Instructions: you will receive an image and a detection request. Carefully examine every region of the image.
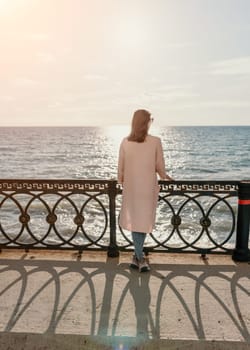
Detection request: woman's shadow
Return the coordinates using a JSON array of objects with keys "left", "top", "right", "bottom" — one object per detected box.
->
[{"left": 128, "top": 270, "right": 153, "bottom": 340}]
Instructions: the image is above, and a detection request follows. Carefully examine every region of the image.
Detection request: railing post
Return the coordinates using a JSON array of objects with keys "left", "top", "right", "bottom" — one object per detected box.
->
[
  {"left": 233, "top": 181, "right": 250, "bottom": 262},
  {"left": 107, "top": 180, "right": 119, "bottom": 257}
]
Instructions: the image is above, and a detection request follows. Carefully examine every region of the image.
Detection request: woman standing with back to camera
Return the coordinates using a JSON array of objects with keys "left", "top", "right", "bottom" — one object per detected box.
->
[{"left": 118, "top": 109, "right": 173, "bottom": 272}]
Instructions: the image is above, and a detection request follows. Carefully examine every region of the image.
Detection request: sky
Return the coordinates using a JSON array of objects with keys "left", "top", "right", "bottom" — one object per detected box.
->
[{"left": 0, "top": 0, "right": 250, "bottom": 126}]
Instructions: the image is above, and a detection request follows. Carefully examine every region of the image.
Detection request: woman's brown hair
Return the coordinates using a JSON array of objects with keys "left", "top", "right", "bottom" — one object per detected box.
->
[{"left": 127, "top": 109, "right": 151, "bottom": 143}]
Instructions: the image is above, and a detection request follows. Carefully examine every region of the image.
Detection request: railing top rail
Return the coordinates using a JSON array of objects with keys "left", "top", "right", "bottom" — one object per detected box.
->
[
  {"left": 0, "top": 179, "right": 111, "bottom": 193},
  {"left": 158, "top": 180, "right": 239, "bottom": 194},
  {"left": 0, "top": 178, "right": 240, "bottom": 194}
]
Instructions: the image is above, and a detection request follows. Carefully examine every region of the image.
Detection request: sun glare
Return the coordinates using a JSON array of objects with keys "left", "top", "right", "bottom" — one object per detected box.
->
[
  {"left": 0, "top": 0, "right": 18, "bottom": 12},
  {"left": 0, "top": 0, "right": 7, "bottom": 7},
  {"left": 104, "top": 125, "right": 130, "bottom": 148}
]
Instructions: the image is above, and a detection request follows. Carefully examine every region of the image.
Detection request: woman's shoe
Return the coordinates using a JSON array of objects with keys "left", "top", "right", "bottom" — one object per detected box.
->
[
  {"left": 130, "top": 255, "right": 139, "bottom": 269},
  {"left": 138, "top": 257, "right": 150, "bottom": 273}
]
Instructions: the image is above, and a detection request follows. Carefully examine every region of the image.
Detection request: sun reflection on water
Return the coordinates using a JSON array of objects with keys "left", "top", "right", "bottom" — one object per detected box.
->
[
  {"left": 103, "top": 124, "right": 162, "bottom": 149},
  {"left": 103, "top": 125, "right": 130, "bottom": 150}
]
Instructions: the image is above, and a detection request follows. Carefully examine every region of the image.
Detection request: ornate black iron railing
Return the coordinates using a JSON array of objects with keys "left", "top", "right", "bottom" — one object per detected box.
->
[{"left": 0, "top": 179, "right": 249, "bottom": 259}]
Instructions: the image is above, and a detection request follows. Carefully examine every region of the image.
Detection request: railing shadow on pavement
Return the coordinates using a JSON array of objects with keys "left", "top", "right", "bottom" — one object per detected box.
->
[{"left": 0, "top": 255, "right": 249, "bottom": 348}]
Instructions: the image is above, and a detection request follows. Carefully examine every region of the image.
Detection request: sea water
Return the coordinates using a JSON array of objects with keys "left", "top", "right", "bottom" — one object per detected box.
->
[
  {"left": 0, "top": 125, "right": 249, "bottom": 248},
  {"left": 0, "top": 125, "right": 249, "bottom": 180}
]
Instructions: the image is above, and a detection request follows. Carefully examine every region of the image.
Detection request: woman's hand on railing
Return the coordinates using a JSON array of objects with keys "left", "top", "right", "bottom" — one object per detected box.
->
[{"left": 163, "top": 175, "right": 174, "bottom": 181}]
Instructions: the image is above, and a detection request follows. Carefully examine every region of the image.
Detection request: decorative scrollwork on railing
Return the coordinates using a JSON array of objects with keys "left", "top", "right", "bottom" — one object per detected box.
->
[
  {"left": 0, "top": 179, "right": 110, "bottom": 193},
  {"left": 158, "top": 181, "right": 238, "bottom": 194},
  {"left": 118, "top": 181, "right": 239, "bottom": 254},
  {"left": 0, "top": 179, "right": 240, "bottom": 254},
  {"left": 0, "top": 180, "right": 110, "bottom": 250}
]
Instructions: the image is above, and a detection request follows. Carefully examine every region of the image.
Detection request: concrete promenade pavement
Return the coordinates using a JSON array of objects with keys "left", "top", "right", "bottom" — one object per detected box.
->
[{"left": 0, "top": 250, "right": 249, "bottom": 349}]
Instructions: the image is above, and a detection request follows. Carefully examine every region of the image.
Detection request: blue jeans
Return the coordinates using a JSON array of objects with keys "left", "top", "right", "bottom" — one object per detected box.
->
[{"left": 132, "top": 231, "right": 146, "bottom": 260}]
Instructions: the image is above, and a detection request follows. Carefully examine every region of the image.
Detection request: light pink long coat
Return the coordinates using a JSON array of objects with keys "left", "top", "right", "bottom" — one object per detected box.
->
[{"left": 118, "top": 135, "right": 166, "bottom": 234}]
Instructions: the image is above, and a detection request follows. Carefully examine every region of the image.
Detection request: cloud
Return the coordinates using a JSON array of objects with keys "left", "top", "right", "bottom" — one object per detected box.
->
[
  {"left": 165, "top": 42, "right": 195, "bottom": 49},
  {"left": 144, "top": 84, "right": 200, "bottom": 102},
  {"left": 12, "top": 78, "right": 42, "bottom": 88},
  {"left": 36, "top": 52, "right": 56, "bottom": 64},
  {"left": 168, "top": 100, "right": 250, "bottom": 110},
  {"left": 0, "top": 95, "right": 15, "bottom": 101},
  {"left": 48, "top": 101, "right": 63, "bottom": 109},
  {"left": 83, "top": 74, "right": 108, "bottom": 81},
  {"left": 211, "top": 57, "right": 250, "bottom": 75},
  {"left": 25, "top": 33, "right": 50, "bottom": 41}
]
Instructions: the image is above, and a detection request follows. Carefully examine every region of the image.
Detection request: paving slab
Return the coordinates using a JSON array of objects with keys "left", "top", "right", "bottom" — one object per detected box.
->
[{"left": 0, "top": 250, "right": 249, "bottom": 349}]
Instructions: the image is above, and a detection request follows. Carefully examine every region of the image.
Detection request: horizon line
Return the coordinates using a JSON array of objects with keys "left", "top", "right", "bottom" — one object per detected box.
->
[{"left": 0, "top": 124, "right": 249, "bottom": 128}]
